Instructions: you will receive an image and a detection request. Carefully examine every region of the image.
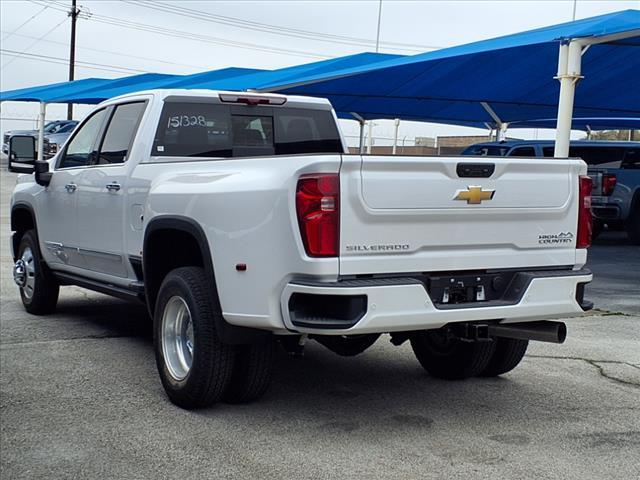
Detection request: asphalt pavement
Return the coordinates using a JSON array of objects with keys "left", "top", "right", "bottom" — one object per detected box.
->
[{"left": 1, "top": 169, "right": 639, "bottom": 480}]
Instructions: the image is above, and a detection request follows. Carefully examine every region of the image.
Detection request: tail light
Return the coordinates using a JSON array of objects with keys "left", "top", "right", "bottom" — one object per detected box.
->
[
  {"left": 296, "top": 174, "right": 340, "bottom": 257},
  {"left": 577, "top": 175, "right": 593, "bottom": 249},
  {"left": 602, "top": 173, "right": 617, "bottom": 196}
]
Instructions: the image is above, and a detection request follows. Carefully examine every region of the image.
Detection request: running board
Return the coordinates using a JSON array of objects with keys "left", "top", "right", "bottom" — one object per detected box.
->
[{"left": 53, "top": 272, "right": 145, "bottom": 303}]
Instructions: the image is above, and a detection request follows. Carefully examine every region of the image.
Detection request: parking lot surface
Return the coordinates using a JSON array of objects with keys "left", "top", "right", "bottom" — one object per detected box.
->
[{"left": 1, "top": 170, "right": 639, "bottom": 480}]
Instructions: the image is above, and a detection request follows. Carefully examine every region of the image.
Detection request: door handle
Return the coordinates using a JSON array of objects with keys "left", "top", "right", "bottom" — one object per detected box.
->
[
  {"left": 65, "top": 183, "right": 77, "bottom": 193},
  {"left": 106, "top": 182, "right": 121, "bottom": 192}
]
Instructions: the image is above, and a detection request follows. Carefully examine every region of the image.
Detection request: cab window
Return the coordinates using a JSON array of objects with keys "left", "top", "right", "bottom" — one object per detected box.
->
[
  {"left": 59, "top": 109, "right": 107, "bottom": 168},
  {"left": 96, "top": 102, "right": 146, "bottom": 165}
]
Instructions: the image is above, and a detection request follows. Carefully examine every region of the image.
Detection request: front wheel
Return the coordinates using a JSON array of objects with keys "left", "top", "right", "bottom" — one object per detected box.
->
[
  {"left": 14, "top": 230, "right": 59, "bottom": 314},
  {"left": 410, "top": 329, "right": 495, "bottom": 380},
  {"left": 154, "top": 267, "right": 235, "bottom": 409}
]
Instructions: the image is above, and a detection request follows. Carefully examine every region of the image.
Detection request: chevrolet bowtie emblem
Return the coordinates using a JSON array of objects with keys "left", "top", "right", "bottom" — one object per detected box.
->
[{"left": 454, "top": 186, "right": 495, "bottom": 204}]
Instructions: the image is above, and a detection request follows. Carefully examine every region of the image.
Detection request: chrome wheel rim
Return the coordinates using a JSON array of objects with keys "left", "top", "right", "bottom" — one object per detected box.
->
[
  {"left": 15, "top": 247, "right": 36, "bottom": 300},
  {"left": 161, "top": 296, "right": 194, "bottom": 381}
]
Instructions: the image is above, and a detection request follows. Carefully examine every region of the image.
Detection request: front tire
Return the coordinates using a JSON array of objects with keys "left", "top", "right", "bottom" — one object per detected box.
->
[
  {"left": 15, "top": 230, "right": 59, "bottom": 315},
  {"left": 154, "top": 267, "right": 235, "bottom": 409},
  {"left": 410, "top": 329, "right": 495, "bottom": 380},
  {"left": 479, "top": 338, "right": 529, "bottom": 377}
]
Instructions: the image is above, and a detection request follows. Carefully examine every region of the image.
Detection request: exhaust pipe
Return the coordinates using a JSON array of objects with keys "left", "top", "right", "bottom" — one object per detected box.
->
[{"left": 487, "top": 321, "right": 566, "bottom": 344}]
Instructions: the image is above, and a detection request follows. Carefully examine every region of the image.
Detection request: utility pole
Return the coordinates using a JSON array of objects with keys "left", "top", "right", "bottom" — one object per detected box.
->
[{"left": 67, "top": 0, "right": 79, "bottom": 120}]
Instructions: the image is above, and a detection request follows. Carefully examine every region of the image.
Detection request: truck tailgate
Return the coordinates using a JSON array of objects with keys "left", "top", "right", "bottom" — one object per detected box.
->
[{"left": 339, "top": 155, "right": 586, "bottom": 275}]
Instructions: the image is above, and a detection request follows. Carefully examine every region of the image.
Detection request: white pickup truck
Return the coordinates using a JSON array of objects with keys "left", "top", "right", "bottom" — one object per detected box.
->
[{"left": 10, "top": 90, "right": 593, "bottom": 409}]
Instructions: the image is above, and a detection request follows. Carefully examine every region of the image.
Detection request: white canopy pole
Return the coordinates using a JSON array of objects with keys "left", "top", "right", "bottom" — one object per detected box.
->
[
  {"left": 480, "top": 102, "right": 504, "bottom": 140},
  {"left": 553, "top": 41, "right": 582, "bottom": 157},
  {"left": 37, "top": 102, "right": 47, "bottom": 162},
  {"left": 366, "top": 121, "right": 373, "bottom": 153},
  {"left": 392, "top": 118, "right": 400, "bottom": 154},
  {"left": 351, "top": 112, "right": 366, "bottom": 154}
]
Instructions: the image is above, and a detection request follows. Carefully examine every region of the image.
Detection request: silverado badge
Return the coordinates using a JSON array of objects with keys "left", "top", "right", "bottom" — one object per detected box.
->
[{"left": 454, "top": 186, "right": 495, "bottom": 204}]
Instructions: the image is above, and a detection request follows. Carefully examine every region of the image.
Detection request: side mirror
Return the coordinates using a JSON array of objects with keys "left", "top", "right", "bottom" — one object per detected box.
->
[
  {"left": 8, "top": 135, "right": 36, "bottom": 174},
  {"left": 34, "top": 160, "right": 53, "bottom": 187}
]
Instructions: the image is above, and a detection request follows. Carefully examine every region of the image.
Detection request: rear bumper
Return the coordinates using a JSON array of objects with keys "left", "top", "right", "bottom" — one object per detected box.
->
[{"left": 281, "top": 269, "right": 592, "bottom": 335}]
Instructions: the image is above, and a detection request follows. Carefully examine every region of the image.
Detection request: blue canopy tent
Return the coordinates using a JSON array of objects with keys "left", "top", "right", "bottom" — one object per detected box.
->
[
  {"left": 170, "top": 52, "right": 402, "bottom": 91},
  {"left": 507, "top": 117, "right": 640, "bottom": 131},
  {"left": 0, "top": 77, "right": 112, "bottom": 102},
  {"left": 251, "top": 9, "right": 639, "bottom": 154},
  {"left": 1, "top": 10, "right": 638, "bottom": 159},
  {"left": 55, "top": 67, "right": 262, "bottom": 104},
  {"left": 45, "top": 52, "right": 401, "bottom": 102}
]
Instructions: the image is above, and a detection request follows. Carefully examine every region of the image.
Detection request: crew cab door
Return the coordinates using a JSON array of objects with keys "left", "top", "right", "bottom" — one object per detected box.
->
[
  {"left": 75, "top": 101, "right": 146, "bottom": 278},
  {"left": 37, "top": 108, "right": 109, "bottom": 269}
]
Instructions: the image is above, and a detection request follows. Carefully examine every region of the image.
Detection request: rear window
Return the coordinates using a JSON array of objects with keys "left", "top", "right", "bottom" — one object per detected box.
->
[
  {"left": 507, "top": 146, "right": 536, "bottom": 157},
  {"left": 461, "top": 144, "right": 511, "bottom": 156},
  {"left": 153, "top": 101, "right": 342, "bottom": 158},
  {"left": 544, "top": 145, "right": 626, "bottom": 167}
]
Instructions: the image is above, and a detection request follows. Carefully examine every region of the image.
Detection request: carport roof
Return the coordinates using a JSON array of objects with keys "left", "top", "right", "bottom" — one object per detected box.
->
[
  {"left": 258, "top": 9, "right": 640, "bottom": 125},
  {"left": 0, "top": 10, "right": 638, "bottom": 129}
]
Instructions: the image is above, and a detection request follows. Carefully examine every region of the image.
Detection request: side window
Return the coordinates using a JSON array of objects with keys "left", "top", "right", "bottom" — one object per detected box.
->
[
  {"left": 59, "top": 109, "right": 107, "bottom": 168},
  {"left": 97, "top": 102, "right": 146, "bottom": 165},
  {"left": 508, "top": 146, "right": 536, "bottom": 157},
  {"left": 542, "top": 147, "right": 555, "bottom": 157}
]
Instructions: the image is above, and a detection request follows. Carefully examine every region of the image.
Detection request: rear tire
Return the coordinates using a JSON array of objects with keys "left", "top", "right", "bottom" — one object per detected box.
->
[
  {"left": 154, "top": 267, "right": 234, "bottom": 409},
  {"left": 410, "top": 329, "right": 495, "bottom": 380},
  {"left": 627, "top": 202, "right": 640, "bottom": 245},
  {"left": 16, "top": 230, "right": 59, "bottom": 315},
  {"left": 224, "top": 339, "right": 276, "bottom": 404},
  {"left": 479, "top": 338, "right": 529, "bottom": 377}
]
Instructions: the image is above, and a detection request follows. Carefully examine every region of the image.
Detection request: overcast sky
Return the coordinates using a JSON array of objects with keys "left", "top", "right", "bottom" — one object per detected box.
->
[{"left": 1, "top": 0, "right": 638, "bottom": 145}]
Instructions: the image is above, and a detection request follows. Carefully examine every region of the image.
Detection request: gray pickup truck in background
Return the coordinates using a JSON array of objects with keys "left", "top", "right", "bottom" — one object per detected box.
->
[
  {"left": 589, "top": 147, "right": 640, "bottom": 244},
  {"left": 3, "top": 120, "right": 78, "bottom": 158},
  {"left": 462, "top": 140, "right": 640, "bottom": 244}
]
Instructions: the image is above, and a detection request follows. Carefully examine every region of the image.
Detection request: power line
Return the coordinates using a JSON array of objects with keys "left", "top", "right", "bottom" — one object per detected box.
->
[
  {"left": 0, "top": 49, "right": 151, "bottom": 75},
  {"left": 1, "top": 4, "right": 50, "bottom": 42},
  {"left": 88, "top": 14, "right": 328, "bottom": 59},
  {"left": 0, "top": 30, "right": 208, "bottom": 71},
  {"left": 2, "top": 16, "right": 68, "bottom": 68},
  {"left": 29, "top": 0, "right": 328, "bottom": 59},
  {"left": 127, "top": 0, "right": 441, "bottom": 52}
]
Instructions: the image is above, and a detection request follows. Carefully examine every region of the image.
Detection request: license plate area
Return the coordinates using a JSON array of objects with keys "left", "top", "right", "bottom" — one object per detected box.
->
[{"left": 427, "top": 271, "right": 518, "bottom": 307}]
